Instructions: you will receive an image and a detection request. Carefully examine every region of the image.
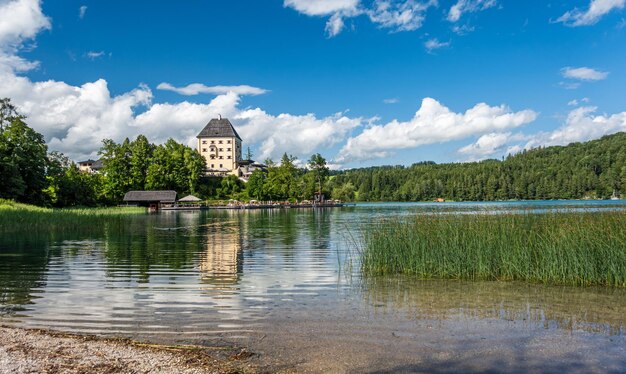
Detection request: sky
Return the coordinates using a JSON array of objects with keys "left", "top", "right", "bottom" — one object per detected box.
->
[{"left": 0, "top": 0, "right": 625, "bottom": 169}]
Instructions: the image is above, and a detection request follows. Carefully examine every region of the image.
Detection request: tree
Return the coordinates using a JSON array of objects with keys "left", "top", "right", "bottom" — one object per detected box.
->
[
  {"left": 332, "top": 181, "right": 356, "bottom": 201},
  {"left": 0, "top": 104, "right": 48, "bottom": 204},
  {"left": 266, "top": 153, "right": 299, "bottom": 200},
  {"left": 247, "top": 169, "right": 267, "bottom": 200},
  {"left": 0, "top": 98, "right": 22, "bottom": 131},
  {"left": 308, "top": 153, "right": 328, "bottom": 199},
  {"left": 43, "top": 152, "right": 104, "bottom": 207},
  {"left": 129, "top": 135, "right": 154, "bottom": 190},
  {"left": 145, "top": 138, "right": 205, "bottom": 195},
  {"left": 216, "top": 175, "right": 245, "bottom": 199},
  {"left": 99, "top": 138, "right": 133, "bottom": 202}
]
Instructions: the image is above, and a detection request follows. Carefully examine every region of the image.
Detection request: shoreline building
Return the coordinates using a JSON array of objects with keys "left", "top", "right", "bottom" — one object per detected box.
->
[
  {"left": 196, "top": 116, "right": 267, "bottom": 179},
  {"left": 196, "top": 116, "right": 243, "bottom": 177},
  {"left": 77, "top": 159, "right": 103, "bottom": 173}
]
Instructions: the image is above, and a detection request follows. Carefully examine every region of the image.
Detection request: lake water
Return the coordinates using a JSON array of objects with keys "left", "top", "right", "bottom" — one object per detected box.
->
[{"left": 1, "top": 201, "right": 626, "bottom": 372}]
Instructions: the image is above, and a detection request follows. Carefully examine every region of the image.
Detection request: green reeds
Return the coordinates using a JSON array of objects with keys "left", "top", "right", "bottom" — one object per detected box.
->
[
  {"left": 0, "top": 199, "right": 145, "bottom": 232},
  {"left": 360, "top": 211, "right": 626, "bottom": 287}
]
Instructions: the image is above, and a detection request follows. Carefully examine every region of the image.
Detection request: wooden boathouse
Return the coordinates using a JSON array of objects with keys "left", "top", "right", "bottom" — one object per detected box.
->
[{"left": 123, "top": 190, "right": 177, "bottom": 211}]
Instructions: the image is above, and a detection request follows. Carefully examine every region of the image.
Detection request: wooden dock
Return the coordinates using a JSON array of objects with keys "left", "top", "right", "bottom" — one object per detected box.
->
[{"left": 161, "top": 202, "right": 354, "bottom": 211}]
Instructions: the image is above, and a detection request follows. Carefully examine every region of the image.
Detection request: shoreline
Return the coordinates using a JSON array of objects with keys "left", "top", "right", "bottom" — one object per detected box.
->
[{"left": 0, "top": 326, "right": 265, "bottom": 374}]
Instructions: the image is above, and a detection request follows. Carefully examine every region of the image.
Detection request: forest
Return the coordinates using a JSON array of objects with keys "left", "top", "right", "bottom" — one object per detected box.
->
[
  {"left": 1, "top": 97, "right": 625, "bottom": 207},
  {"left": 330, "top": 132, "right": 626, "bottom": 201}
]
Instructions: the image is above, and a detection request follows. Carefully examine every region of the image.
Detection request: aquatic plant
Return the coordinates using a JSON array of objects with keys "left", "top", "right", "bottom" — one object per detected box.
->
[
  {"left": 360, "top": 211, "right": 626, "bottom": 287},
  {"left": 0, "top": 199, "right": 145, "bottom": 232}
]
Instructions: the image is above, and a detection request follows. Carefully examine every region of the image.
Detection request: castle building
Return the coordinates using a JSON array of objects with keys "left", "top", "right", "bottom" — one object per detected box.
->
[{"left": 197, "top": 116, "right": 243, "bottom": 176}]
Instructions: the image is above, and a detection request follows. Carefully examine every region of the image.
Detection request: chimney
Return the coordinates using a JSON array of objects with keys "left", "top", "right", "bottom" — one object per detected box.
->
[{"left": 218, "top": 114, "right": 222, "bottom": 120}]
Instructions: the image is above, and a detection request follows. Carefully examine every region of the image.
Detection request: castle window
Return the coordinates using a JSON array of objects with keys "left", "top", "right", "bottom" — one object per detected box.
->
[
  {"left": 219, "top": 156, "right": 223, "bottom": 159},
  {"left": 227, "top": 140, "right": 231, "bottom": 144},
  {"left": 211, "top": 164, "right": 214, "bottom": 168},
  {"left": 211, "top": 140, "right": 215, "bottom": 144},
  {"left": 227, "top": 156, "right": 231, "bottom": 159},
  {"left": 202, "top": 148, "right": 207, "bottom": 152},
  {"left": 202, "top": 140, "right": 206, "bottom": 144},
  {"left": 219, "top": 164, "right": 223, "bottom": 168},
  {"left": 219, "top": 148, "right": 223, "bottom": 151},
  {"left": 227, "top": 148, "right": 231, "bottom": 151},
  {"left": 218, "top": 140, "right": 223, "bottom": 144},
  {"left": 210, "top": 155, "right": 215, "bottom": 159}
]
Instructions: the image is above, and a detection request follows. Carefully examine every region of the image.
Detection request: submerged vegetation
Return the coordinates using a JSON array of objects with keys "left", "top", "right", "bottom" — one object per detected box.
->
[
  {"left": 360, "top": 211, "right": 626, "bottom": 287},
  {"left": 0, "top": 199, "right": 144, "bottom": 232}
]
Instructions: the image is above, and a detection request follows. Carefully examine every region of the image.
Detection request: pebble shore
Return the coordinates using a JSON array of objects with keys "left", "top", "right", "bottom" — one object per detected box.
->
[{"left": 0, "top": 326, "right": 258, "bottom": 374}]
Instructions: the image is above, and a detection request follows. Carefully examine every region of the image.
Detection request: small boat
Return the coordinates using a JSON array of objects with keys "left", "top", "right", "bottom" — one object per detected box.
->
[{"left": 610, "top": 190, "right": 620, "bottom": 200}]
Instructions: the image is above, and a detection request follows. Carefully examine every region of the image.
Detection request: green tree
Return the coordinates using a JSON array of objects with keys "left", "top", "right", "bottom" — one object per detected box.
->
[
  {"left": 0, "top": 103, "right": 48, "bottom": 204},
  {"left": 146, "top": 138, "right": 205, "bottom": 195},
  {"left": 129, "top": 135, "right": 154, "bottom": 190},
  {"left": 247, "top": 169, "right": 267, "bottom": 200},
  {"left": 308, "top": 153, "right": 329, "bottom": 199},
  {"left": 266, "top": 153, "right": 299, "bottom": 200}
]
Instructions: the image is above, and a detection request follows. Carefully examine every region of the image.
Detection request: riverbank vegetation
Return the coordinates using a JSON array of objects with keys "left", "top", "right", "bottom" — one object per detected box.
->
[
  {"left": 0, "top": 199, "right": 144, "bottom": 232},
  {"left": 360, "top": 211, "right": 626, "bottom": 287}
]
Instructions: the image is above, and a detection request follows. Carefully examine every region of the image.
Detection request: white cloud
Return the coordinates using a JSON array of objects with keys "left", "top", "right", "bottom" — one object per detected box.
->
[
  {"left": 458, "top": 132, "right": 512, "bottom": 160},
  {"left": 157, "top": 82, "right": 268, "bottom": 96},
  {"left": 383, "top": 98, "right": 399, "bottom": 104},
  {"left": 337, "top": 98, "right": 538, "bottom": 162},
  {"left": 447, "top": 0, "right": 497, "bottom": 22},
  {"left": 424, "top": 38, "right": 450, "bottom": 53},
  {"left": 85, "top": 50, "right": 105, "bottom": 60},
  {"left": 366, "top": 0, "right": 437, "bottom": 32},
  {"left": 284, "top": 0, "right": 359, "bottom": 16},
  {"left": 284, "top": 0, "right": 439, "bottom": 36},
  {"left": 284, "top": 0, "right": 360, "bottom": 36},
  {"left": 561, "top": 66, "right": 609, "bottom": 81},
  {"left": 134, "top": 92, "right": 363, "bottom": 162},
  {"left": 0, "top": 0, "right": 50, "bottom": 72},
  {"left": 556, "top": 0, "right": 625, "bottom": 26},
  {"left": 235, "top": 109, "right": 362, "bottom": 161},
  {"left": 524, "top": 106, "right": 626, "bottom": 148},
  {"left": 451, "top": 24, "right": 475, "bottom": 34},
  {"left": 567, "top": 97, "right": 590, "bottom": 106},
  {"left": 79, "top": 5, "right": 87, "bottom": 19},
  {"left": 457, "top": 105, "right": 626, "bottom": 161},
  {"left": 325, "top": 13, "right": 346, "bottom": 37},
  {"left": 3, "top": 65, "right": 360, "bottom": 162}
]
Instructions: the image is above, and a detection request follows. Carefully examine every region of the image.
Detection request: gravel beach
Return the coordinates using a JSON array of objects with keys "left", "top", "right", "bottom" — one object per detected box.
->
[{"left": 0, "top": 326, "right": 259, "bottom": 374}]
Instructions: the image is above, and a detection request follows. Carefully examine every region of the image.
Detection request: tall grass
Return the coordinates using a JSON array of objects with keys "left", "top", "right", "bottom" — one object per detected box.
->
[
  {"left": 360, "top": 211, "right": 626, "bottom": 287},
  {"left": 0, "top": 199, "right": 145, "bottom": 232}
]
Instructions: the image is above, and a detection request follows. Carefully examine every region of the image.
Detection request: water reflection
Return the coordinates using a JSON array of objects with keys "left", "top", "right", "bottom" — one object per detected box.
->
[
  {"left": 0, "top": 234, "right": 50, "bottom": 315},
  {"left": 199, "top": 219, "right": 243, "bottom": 285},
  {"left": 363, "top": 277, "right": 626, "bottom": 336}
]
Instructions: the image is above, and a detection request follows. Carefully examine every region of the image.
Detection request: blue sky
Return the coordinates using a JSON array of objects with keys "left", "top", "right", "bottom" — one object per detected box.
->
[{"left": 1, "top": 0, "right": 625, "bottom": 168}]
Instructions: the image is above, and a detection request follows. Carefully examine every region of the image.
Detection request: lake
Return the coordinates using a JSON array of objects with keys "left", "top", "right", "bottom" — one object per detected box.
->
[{"left": 1, "top": 201, "right": 626, "bottom": 372}]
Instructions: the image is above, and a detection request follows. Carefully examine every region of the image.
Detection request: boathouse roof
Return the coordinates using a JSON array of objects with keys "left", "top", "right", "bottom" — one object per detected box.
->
[
  {"left": 178, "top": 195, "right": 202, "bottom": 202},
  {"left": 123, "top": 190, "right": 177, "bottom": 203},
  {"left": 196, "top": 117, "right": 242, "bottom": 140}
]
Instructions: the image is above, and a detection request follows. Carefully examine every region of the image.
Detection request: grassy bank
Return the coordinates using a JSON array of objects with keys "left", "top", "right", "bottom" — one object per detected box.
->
[
  {"left": 0, "top": 199, "right": 145, "bottom": 232},
  {"left": 360, "top": 211, "right": 626, "bottom": 287}
]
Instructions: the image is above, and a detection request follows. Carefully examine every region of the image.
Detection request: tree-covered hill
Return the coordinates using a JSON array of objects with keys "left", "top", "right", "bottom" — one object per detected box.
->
[{"left": 329, "top": 133, "right": 626, "bottom": 201}]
